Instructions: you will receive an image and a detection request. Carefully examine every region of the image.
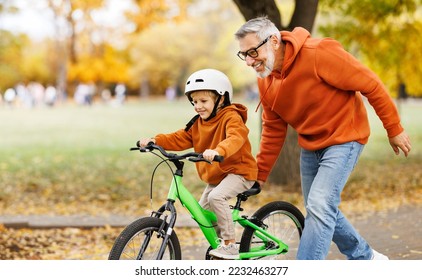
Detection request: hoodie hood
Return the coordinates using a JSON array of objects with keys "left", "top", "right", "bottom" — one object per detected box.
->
[
  {"left": 280, "top": 27, "right": 311, "bottom": 76},
  {"left": 184, "top": 103, "right": 248, "bottom": 132},
  {"left": 227, "top": 103, "right": 248, "bottom": 123},
  {"left": 254, "top": 27, "right": 311, "bottom": 112},
  {"left": 203, "top": 103, "right": 248, "bottom": 124}
]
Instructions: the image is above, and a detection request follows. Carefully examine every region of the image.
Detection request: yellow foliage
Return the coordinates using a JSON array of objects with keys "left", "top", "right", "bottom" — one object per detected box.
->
[
  {"left": 128, "top": 5, "right": 246, "bottom": 95},
  {"left": 67, "top": 45, "right": 129, "bottom": 84},
  {"left": 318, "top": 0, "right": 422, "bottom": 97},
  {"left": 128, "top": 0, "right": 191, "bottom": 33}
]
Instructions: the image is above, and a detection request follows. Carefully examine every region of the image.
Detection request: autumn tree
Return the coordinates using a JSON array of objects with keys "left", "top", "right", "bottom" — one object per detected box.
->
[
  {"left": 319, "top": 0, "right": 422, "bottom": 98},
  {"left": 127, "top": 0, "right": 191, "bottom": 33},
  {"left": 0, "top": 31, "right": 27, "bottom": 91},
  {"left": 0, "top": 3, "right": 28, "bottom": 90},
  {"left": 233, "top": 0, "right": 318, "bottom": 31},
  {"left": 232, "top": 0, "right": 319, "bottom": 189},
  {"left": 125, "top": 0, "right": 195, "bottom": 96},
  {"left": 45, "top": 0, "right": 133, "bottom": 96}
]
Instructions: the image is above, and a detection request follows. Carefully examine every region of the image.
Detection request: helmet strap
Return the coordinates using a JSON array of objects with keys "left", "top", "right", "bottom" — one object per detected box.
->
[
  {"left": 204, "top": 94, "right": 222, "bottom": 121},
  {"left": 184, "top": 114, "right": 200, "bottom": 131}
]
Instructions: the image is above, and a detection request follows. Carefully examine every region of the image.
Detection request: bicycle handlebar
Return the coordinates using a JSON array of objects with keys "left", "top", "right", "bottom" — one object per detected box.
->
[{"left": 131, "top": 141, "right": 224, "bottom": 163}]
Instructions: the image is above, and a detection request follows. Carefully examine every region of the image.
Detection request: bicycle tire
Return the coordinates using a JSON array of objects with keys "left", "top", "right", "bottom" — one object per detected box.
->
[
  {"left": 239, "top": 201, "right": 304, "bottom": 260},
  {"left": 108, "top": 217, "right": 182, "bottom": 260}
]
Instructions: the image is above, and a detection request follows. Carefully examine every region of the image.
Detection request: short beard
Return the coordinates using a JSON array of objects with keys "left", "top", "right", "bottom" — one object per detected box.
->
[{"left": 256, "top": 46, "right": 275, "bottom": 78}]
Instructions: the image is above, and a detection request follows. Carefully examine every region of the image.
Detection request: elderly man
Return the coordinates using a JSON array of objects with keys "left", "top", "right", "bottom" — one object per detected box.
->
[{"left": 234, "top": 16, "right": 411, "bottom": 260}]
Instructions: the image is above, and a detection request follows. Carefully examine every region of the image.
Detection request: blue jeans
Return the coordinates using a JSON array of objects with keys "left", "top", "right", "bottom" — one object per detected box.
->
[{"left": 297, "top": 141, "right": 372, "bottom": 260}]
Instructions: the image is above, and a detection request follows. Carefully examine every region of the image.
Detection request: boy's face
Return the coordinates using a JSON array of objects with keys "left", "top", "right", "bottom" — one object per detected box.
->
[{"left": 190, "top": 91, "right": 217, "bottom": 120}]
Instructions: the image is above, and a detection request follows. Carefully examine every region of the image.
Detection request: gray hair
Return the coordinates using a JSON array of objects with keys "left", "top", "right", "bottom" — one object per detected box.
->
[{"left": 234, "top": 16, "right": 281, "bottom": 41}]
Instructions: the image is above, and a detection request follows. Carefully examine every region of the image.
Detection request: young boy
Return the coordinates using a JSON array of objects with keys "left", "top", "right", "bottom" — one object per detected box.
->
[{"left": 138, "top": 68, "right": 258, "bottom": 259}]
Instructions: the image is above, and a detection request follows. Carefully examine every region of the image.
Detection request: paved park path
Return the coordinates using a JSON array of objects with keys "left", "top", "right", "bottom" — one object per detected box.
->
[
  {"left": 180, "top": 204, "right": 422, "bottom": 260},
  {"left": 326, "top": 205, "right": 421, "bottom": 260},
  {"left": 1, "top": 204, "right": 421, "bottom": 260}
]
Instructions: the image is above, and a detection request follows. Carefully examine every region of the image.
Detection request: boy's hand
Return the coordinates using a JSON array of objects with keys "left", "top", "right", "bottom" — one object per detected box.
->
[
  {"left": 138, "top": 138, "right": 155, "bottom": 147},
  {"left": 202, "top": 149, "right": 219, "bottom": 161}
]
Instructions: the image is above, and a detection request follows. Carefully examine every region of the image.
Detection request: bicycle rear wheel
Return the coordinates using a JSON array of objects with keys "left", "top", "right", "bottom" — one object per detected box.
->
[
  {"left": 239, "top": 201, "right": 304, "bottom": 260},
  {"left": 108, "top": 217, "right": 181, "bottom": 260}
]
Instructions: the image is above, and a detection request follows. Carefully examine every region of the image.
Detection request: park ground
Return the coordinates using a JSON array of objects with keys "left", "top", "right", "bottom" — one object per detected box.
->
[{"left": 0, "top": 98, "right": 421, "bottom": 260}]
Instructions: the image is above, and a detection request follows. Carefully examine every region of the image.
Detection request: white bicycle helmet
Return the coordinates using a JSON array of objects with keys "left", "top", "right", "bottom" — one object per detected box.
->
[{"left": 184, "top": 68, "right": 233, "bottom": 104}]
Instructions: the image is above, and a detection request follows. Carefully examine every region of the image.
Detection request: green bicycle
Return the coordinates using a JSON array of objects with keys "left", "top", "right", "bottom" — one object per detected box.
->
[{"left": 108, "top": 142, "right": 304, "bottom": 260}]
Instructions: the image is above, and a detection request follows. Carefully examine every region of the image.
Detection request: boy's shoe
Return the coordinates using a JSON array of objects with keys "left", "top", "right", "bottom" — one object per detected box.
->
[
  {"left": 209, "top": 243, "right": 239, "bottom": 260},
  {"left": 371, "top": 249, "right": 389, "bottom": 260}
]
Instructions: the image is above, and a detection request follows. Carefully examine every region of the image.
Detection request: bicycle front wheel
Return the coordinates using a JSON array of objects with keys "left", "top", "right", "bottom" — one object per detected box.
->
[
  {"left": 239, "top": 201, "right": 304, "bottom": 260},
  {"left": 108, "top": 217, "right": 182, "bottom": 260}
]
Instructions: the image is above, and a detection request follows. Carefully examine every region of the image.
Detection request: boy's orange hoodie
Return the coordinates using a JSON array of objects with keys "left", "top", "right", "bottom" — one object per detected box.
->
[
  {"left": 154, "top": 103, "right": 258, "bottom": 185},
  {"left": 256, "top": 27, "right": 403, "bottom": 182}
]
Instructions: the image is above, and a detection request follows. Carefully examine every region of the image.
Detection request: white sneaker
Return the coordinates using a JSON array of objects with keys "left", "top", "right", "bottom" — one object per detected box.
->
[
  {"left": 371, "top": 249, "right": 389, "bottom": 260},
  {"left": 209, "top": 243, "right": 239, "bottom": 260}
]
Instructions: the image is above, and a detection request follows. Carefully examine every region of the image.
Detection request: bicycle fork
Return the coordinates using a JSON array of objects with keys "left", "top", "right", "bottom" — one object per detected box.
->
[{"left": 151, "top": 200, "right": 177, "bottom": 260}]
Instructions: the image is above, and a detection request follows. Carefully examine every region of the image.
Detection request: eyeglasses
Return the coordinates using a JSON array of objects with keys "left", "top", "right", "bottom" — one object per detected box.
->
[{"left": 237, "top": 35, "right": 272, "bottom": 61}]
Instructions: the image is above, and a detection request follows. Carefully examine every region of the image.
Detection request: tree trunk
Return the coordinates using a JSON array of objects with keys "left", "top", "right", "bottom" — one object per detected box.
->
[
  {"left": 267, "top": 127, "right": 301, "bottom": 189},
  {"left": 233, "top": 0, "right": 318, "bottom": 190}
]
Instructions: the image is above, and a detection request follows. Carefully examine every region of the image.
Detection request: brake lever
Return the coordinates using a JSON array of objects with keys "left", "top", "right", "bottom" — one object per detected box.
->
[{"left": 188, "top": 157, "right": 211, "bottom": 164}]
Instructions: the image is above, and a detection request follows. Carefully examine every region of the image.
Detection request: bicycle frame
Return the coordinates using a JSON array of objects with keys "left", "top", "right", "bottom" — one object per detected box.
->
[
  {"left": 131, "top": 143, "right": 291, "bottom": 260},
  {"left": 159, "top": 173, "right": 290, "bottom": 260}
]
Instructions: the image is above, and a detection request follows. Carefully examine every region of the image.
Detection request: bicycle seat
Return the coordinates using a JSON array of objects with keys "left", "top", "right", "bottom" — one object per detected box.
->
[{"left": 238, "top": 182, "right": 261, "bottom": 199}]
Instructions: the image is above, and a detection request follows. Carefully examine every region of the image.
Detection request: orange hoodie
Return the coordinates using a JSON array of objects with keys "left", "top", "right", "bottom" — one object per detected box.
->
[
  {"left": 154, "top": 103, "right": 258, "bottom": 185},
  {"left": 256, "top": 27, "right": 403, "bottom": 182}
]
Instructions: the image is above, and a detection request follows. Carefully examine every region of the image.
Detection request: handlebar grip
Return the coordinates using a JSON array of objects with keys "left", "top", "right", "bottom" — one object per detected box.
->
[{"left": 214, "top": 155, "right": 224, "bottom": 162}]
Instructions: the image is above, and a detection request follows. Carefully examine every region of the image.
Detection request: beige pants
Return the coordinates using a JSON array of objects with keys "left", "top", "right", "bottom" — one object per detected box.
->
[{"left": 199, "top": 174, "right": 255, "bottom": 240}]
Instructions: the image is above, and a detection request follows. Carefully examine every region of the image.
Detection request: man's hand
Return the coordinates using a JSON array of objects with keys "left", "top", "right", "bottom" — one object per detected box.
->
[
  {"left": 257, "top": 180, "right": 265, "bottom": 188},
  {"left": 389, "top": 131, "right": 411, "bottom": 157}
]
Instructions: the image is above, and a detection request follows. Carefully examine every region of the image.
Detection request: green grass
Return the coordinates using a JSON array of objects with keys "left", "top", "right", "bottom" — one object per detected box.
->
[{"left": 0, "top": 98, "right": 421, "bottom": 216}]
